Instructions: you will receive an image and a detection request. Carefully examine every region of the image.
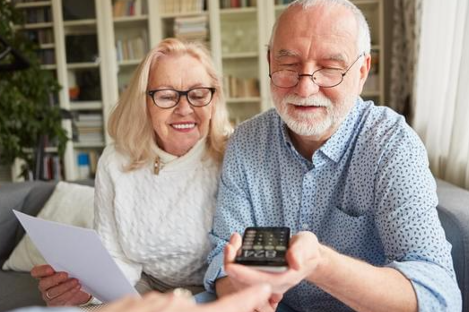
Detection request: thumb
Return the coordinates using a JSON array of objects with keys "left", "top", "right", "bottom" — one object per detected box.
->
[{"left": 200, "top": 284, "right": 272, "bottom": 312}]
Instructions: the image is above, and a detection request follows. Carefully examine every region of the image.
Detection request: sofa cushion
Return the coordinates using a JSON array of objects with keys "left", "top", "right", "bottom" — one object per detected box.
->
[
  {"left": 0, "top": 270, "right": 45, "bottom": 310},
  {"left": 3, "top": 181, "right": 94, "bottom": 272},
  {"left": 0, "top": 181, "right": 56, "bottom": 268},
  {"left": 436, "top": 179, "right": 469, "bottom": 311}
]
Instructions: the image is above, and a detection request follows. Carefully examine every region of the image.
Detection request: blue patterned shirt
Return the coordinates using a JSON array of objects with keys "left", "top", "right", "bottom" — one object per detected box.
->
[{"left": 204, "top": 99, "right": 461, "bottom": 312}]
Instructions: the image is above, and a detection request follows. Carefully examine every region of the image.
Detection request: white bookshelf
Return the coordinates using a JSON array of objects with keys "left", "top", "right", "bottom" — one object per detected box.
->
[{"left": 10, "top": 0, "right": 385, "bottom": 181}]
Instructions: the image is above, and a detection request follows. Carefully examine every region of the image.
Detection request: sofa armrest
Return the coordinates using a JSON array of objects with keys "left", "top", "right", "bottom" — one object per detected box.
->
[
  {"left": 436, "top": 179, "right": 469, "bottom": 312},
  {"left": 0, "top": 181, "right": 56, "bottom": 267}
]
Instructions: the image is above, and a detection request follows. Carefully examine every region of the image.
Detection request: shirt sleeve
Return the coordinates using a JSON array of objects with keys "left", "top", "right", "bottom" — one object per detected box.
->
[
  {"left": 94, "top": 151, "right": 143, "bottom": 287},
  {"left": 373, "top": 123, "right": 462, "bottom": 312},
  {"left": 204, "top": 131, "right": 256, "bottom": 293}
]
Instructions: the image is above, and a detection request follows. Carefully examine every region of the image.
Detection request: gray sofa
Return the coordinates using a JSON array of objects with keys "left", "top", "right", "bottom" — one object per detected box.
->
[{"left": 0, "top": 179, "right": 468, "bottom": 312}]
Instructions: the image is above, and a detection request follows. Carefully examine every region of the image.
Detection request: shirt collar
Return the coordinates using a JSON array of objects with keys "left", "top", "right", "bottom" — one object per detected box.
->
[{"left": 318, "top": 97, "right": 364, "bottom": 163}]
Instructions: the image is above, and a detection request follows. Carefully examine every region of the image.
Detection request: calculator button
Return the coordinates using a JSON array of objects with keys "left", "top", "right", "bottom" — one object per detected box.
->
[
  {"left": 264, "top": 245, "right": 274, "bottom": 250},
  {"left": 275, "top": 246, "right": 286, "bottom": 251},
  {"left": 253, "top": 245, "right": 263, "bottom": 250}
]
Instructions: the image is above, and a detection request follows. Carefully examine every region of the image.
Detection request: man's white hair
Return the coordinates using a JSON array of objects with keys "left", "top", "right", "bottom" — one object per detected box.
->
[{"left": 268, "top": 0, "right": 371, "bottom": 55}]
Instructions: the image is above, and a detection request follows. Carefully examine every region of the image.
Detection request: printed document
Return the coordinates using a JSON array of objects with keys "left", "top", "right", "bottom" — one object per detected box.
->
[{"left": 13, "top": 210, "right": 140, "bottom": 303}]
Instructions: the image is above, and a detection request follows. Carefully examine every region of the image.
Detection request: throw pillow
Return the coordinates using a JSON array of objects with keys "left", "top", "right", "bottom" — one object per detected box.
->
[{"left": 2, "top": 181, "right": 94, "bottom": 272}]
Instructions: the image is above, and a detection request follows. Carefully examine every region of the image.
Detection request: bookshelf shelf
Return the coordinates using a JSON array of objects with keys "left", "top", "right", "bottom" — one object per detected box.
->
[
  {"left": 159, "top": 11, "right": 208, "bottom": 19},
  {"left": 74, "top": 142, "right": 105, "bottom": 148},
  {"left": 70, "top": 101, "right": 103, "bottom": 110},
  {"left": 114, "top": 15, "right": 148, "bottom": 24},
  {"left": 118, "top": 59, "right": 141, "bottom": 66},
  {"left": 39, "top": 43, "right": 55, "bottom": 49},
  {"left": 40, "top": 64, "right": 57, "bottom": 70},
  {"left": 23, "top": 146, "right": 58, "bottom": 153},
  {"left": 17, "top": 22, "right": 53, "bottom": 30},
  {"left": 223, "top": 52, "right": 259, "bottom": 59},
  {"left": 15, "top": 1, "right": 52, "bottom": 9},
  {"left": 67, "top": 62, "right": 100, "bottom": 69},
  {"left": 353, "top": 0, "right": 379, "bottom": 6},
  {"left": 63, "top": 19, "right": 97, "bottom": 27},
  {"left": 220, "top": 7, "right": 257, "bottom": 15},
  {"left": 227, "top": 97, "right": 261, "bottom": 103}
]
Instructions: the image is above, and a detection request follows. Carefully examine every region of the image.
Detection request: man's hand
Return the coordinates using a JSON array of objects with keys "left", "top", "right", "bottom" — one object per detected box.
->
[
  {"left": 223, "top": 231, "right": 325, "bottom": 309},
  {"left": 99, "top": 284, "right": 272, "bottom": 312},
  {"left": 31, "top": 264, "right": 91, "bottom": 306}
]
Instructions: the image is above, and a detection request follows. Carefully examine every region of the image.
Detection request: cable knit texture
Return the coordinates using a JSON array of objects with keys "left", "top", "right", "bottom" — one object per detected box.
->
[{"left": 94, "top": 139, "right": 219, "bottom": 288}]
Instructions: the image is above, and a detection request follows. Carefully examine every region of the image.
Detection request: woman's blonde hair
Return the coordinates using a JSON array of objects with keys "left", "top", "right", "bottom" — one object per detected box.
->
[{"left": 108, "top": 38, "right": 232, "bottom": 171}]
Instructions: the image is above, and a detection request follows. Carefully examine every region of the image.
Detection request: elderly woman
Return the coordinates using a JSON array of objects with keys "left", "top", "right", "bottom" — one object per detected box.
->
[{"left": 30, "top": 38, "right": 232, "bottom": 306}]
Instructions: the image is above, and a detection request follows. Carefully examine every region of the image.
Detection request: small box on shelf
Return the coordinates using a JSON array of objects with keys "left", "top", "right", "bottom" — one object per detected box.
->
[
  {"left": 76, "top": 150, "right": 100, "bottom": 179},
  {"left": 67, "top": 69, "right": 102, "bottom": 102}
]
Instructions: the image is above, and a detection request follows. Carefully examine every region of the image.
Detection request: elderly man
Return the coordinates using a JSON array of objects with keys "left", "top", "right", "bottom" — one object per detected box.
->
[{"left": 204, "top": 0, "right": 462, "bottom": 312}]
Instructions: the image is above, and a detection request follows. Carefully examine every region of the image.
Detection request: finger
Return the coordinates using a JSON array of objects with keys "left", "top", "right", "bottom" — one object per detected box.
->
[
  {"left": 47, "top": 284, "right": 81, "bottom": 306},
  {"left": 98, "top": 296, "right": 139, "bottom": 312},
  {"left": 38, "top": 272, "right": 70, "bottom": 292},
  {"left": 286, "top": 235, "right": 302, "bottom": 270},
  {"left": 31, "top": 265, "right": 55, "bottom": 278},
  {"left": 269, "top": 293, "right": 283, "bottom": 305},
  {"left": 41, "top": 277, "right": 79, "bottom": 300},
  {"left": 286, "top": 232, "right": 318, "bottom": 270},
  {"left": 224, "top": 233, "right": 242, "bottom": 266},
  {"left": 229, "top": 232, "right": 243, "bottom": 248},
  {"left": 138, "top": 292, "right": 193, "bottom": 312},
  {"left": 63, "top": 288, "right": 93, "bottom": 306},
  {"left": 225, "top": 262, "right": 286, "bottom": 283},
  {"left": 200, "top": 284, "right": 272, "bottom": 312}
]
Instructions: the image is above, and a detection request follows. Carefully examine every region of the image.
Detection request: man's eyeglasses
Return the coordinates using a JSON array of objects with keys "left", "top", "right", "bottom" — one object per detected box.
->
[
  {"left": 147, "top": 87, "right": 216, "bottom": 109},
  {"left": 269, "top": 53, "right": 365, "bottom": 89}
]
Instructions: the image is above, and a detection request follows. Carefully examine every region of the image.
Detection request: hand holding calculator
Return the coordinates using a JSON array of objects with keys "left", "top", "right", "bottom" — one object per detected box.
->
[{"left": 234, "top": 227, "right": 291, "bottom": 273}]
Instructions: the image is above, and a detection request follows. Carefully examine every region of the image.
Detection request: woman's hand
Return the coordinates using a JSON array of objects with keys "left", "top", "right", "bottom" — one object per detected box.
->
[
  {"left": 99, "top": 284, "right": 272, "bottom": 312},
  {"left": 30, "top": 264, "right": 91, "bottom": 306}
]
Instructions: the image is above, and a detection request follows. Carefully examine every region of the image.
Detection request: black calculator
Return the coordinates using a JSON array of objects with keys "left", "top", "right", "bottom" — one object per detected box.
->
[{"left": 235, "top": 227, "right": 290, "bottom": 272}]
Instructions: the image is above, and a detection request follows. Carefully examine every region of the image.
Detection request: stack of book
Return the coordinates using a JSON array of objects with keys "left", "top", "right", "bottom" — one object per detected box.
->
[
  {"left": 220, "top": 0, "right": 257, "bottom": 9},
  {"left": 223, "top": 76, "right": 260, "bottom": 98},
  {"left": 116, "top": 33, "right": 148, "bottom": 61},
  {"left": 23, "top": 6, "right": 52, "bottom": 24},
  {"left": 42, "top": 155, "right": 62, "bottom": 181},
  {"left": 160, "top": 0, "right": 205, "bottom": 14},
  {"left": 113, "top": 0, "right": 144, "bottom": 17},
  {"left": 25, "top": 29, "right": 54, "bottom": 45},
  {"left": 75, "top": 113, "right": 104, "bottom": 144},
  {"left": 38, "top": 49, "right": 55, "bottom": 64},
  {"left": 274, "top": 0, "right": 293, "bottom": 5},
  {"left": 173, "top": 15, "right": 208, "bottom": 43}
]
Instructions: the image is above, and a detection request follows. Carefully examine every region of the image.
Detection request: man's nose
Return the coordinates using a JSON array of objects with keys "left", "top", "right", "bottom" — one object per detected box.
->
[{"left": 294, "top": 74, "right": 320, "bottom": 98}]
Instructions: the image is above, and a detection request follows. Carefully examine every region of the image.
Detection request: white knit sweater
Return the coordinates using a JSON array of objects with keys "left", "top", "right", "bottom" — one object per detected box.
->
[{"left": 94, "top": 139, "right": 220, "bottom": 288}]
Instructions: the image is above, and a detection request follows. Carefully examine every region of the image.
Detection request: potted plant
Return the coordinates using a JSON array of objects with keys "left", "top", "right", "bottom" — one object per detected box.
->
[{"left": 0, "top": 0, "right": 68, "bottom": 180}]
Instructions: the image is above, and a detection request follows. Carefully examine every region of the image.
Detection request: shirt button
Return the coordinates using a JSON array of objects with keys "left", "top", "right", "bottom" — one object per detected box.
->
[{"left": 301, "top": 223, "right": 309, "bottom": 230}]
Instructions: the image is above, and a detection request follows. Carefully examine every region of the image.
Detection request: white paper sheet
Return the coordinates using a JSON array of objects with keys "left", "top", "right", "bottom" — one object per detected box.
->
[{"left": 13, "top": 210, "right": 140, "bottom": 303}]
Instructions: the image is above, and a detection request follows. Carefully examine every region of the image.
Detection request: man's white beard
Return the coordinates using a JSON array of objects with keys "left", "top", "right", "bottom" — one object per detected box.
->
[{"left": 273, "top": 92, "right": 350, "bottom": 137}]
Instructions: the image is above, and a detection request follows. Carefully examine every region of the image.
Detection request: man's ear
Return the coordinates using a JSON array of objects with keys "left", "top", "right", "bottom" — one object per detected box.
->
[{"left": 358, "top": 53, "right": 371, "bottom": 93}]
